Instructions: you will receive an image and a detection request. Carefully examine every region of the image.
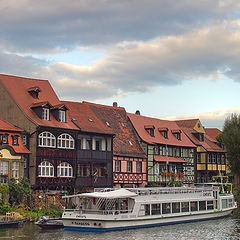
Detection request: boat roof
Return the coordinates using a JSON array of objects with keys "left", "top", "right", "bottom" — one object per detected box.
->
[{"left": 63, "top": 188, "right": 138, "bottom": 199}]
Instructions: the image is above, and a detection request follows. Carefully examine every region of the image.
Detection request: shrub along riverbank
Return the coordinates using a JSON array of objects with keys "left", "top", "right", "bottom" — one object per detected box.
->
[{"left": 0, "top": 177, "right": 63, "bottom": 220}]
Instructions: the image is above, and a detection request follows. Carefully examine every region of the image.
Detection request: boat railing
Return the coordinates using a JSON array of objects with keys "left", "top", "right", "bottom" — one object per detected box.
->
[{"left": 63, "top": 208, "right": 132, "bottom": 215}]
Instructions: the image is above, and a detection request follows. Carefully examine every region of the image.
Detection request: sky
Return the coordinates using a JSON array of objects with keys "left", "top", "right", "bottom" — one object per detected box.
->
[{"left": 1, "top": 0, "right": 240, "bottom": 130}]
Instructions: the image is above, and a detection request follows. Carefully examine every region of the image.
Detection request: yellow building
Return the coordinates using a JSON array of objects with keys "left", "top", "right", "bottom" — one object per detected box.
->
[
  {"left": 0, "top": 118, "right": 30, "bottom": 183},
  {"left": 176, "top": 119, "right": 226, "bottom": 183}
]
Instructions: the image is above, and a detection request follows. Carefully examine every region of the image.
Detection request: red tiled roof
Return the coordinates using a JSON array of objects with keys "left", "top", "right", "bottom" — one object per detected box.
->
[
  {"left": 80, "top": 102, "right": 146, "bottom": 158},
  {"left": 154, "top": 156, "right": 187, "bottom": 163},
  {"left": 127, "top": 113, "right": 196, "bottom": 147},
  {"left": 0, "top": 118, "right": 23, "bottom": 132},
  {"left": 0, "top": 74, "right": 78, "bottom": 130},
  {"left": 0, "top": 118, "right": 30, "bottom": 154},
  {"left": 176, "top": 121, "right": 225, "bottom": 153},
  {"left": 205, "top": 128, "right": 222, "bottom": 141},
  {"left": 175, "top": 119, "right": 199, "bottom": 128},
  {"left": 62, "top": 101, "right": 114, "bottom": 135}
]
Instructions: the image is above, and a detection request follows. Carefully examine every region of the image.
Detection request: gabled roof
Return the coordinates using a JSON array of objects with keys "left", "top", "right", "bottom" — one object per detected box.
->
[
  {"left": 0, "top": 118, "right": 30, "bottom": 154},
  {"left": 0, "top": 118, "right": 23, "bottom": 132},
  {"left": 175, "top": 119, "right": 199, "bottom": 128},
  {"left": 176, "top": 120, "right": 225, "bottom": 153},
  {"left": 81, "top": 102, "right": 146, "bottom": 158},
  {"left": 62, "top": 101, "right": 114, "bottom": 135},
  {"left": 127, "top": 113, "right": 196, "bottom": 147},
  {"left": 0, "top": 74, "right": 78, "bottom": 130}
]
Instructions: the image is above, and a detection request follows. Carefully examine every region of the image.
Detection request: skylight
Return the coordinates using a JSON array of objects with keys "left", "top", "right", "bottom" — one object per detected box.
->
[
  {"left": 106, "top": 121, "right": 110, "bottom": 127},
  {"left": 121, "top": 122, "right": 125, "bottom": 128},
  {"left": 88, "top": 118, "right": 93, "bottom": 122},
  {"left": 129, "top": 140, "right": 133, "bottom": 146}
]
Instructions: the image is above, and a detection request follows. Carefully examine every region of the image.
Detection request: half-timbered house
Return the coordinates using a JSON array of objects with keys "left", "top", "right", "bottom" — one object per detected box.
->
[
  {"left": 80, "top": 101, "right": 147, "bottom": 187},
  {"left": 0, "top": 118, "right": 30, "bottom": 183},
  {"left": 176, "top": 119, "right": 226, "bottom": 183},
  {"left": 128, "top": 112, "right": 196, "bottom": 185}
]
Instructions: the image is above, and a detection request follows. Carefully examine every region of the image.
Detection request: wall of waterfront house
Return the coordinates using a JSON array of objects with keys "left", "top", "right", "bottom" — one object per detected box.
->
[{"left": 0, "top": 81, "right": 37, "bottom": 185}]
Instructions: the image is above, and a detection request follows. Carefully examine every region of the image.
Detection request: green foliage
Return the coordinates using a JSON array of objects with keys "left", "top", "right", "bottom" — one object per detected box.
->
[
  {"left": 8, "top": 177, "right": 33, "bottom": 207},
  {"left": 0, "top": 183, "right": 9, "bottom": 204},
  {"left": 223, "top": 113, "right": 240, "bottom": 176},
  {"left": 0, "top": 204, "right": 12, "bottom": 215},
  {"left": 216, "top": 133, "right": 223, "bottom": 143}
]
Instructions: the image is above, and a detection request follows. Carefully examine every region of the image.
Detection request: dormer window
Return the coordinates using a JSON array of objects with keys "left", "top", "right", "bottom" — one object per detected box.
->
[
  {"left": 0, "top": 134, "right": 8, "bottom": 145},
  {"left": 59, "top": 110, "right": 66, "bottom": 123},
  {"left": 193, "top": 132, "right": 204, "bottom": 142},
  {"left": 159, "top": 128, "right": 168, "bottom": 139},
  {"left": 12, "top": 135, "right": 19, "bottom": 145},
  {"left": 172, "top": 130, "right": 181, "bottom": 140},
  {"left": 27, "top": 86, "right": 41, "bottom": 99},
  {"left": 42, "top": 108, "right": 50, "bottom": 121},
  {"left": 145, "top": 125, "right": 155, "bottom": 137}
]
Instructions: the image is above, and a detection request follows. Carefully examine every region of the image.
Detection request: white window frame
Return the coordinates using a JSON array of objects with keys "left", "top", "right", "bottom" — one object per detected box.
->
[
  {"left": 57, "top": 133, "right": 75, "bottom": 149},
  {"left": 0, "top": 161, "right": 8, "bottom": 175},
  {"left": 57, "top": 162, "right": 73, "bottom": 177},
  {"left": 59, "top": 110, "right": 66, "bottom": 123},
  {"left": 115, "top": 160, "right": 121, "bottom": 172},
  {"left": 42, "top": 108, "right": 50, "bottom": 121},
  {"left": 12, "top": 162, "right": 19, "bottom": 179},
  {"left": 38, "top": 161, "right": 54, "bottom": 177},
  {"left": 38, "top": 131, "right": 56, "bottom": 148}
]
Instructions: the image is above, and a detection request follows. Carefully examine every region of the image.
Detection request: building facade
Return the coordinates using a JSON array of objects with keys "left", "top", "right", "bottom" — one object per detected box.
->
[
  {"left": 176, "top": 119, "right": 226, "bottom": 183},
  {"left": 128, "top": 112, "right": 196, "bottom": 185}
]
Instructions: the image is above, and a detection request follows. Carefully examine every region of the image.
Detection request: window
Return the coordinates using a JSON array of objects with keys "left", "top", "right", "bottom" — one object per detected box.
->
[
  {"left": 222, "top": 199, "right": 227, "bottom": 209},
  {"left": 38, "top": 132, "right": 56, "bottom": 147},
  {"left": 152, "top": 204, "right": 161, "bottom": 215},
  {"left": 172, "top": 202, "right": 180, "bottom": 213},
  {"left": 199, "top": 201, "right": 206, "bottom": 211},
  {"left": 38, "top": 161, "right": 54, "bottom": 177},
  {"left": 190, "top": 201, "right": 198, "bottom": 211},
  {"left": 127, "top": 161, "right": 132, "bottom": 173},
  {"left": 115, "top": 160, "right": 121, "bottom": 172},
  {"left": 57, "top": 134, "right": 74, "bottom": 149},
  {"left": 181, "top": 202, "right": 189, "bottom": 212},
  {"left": 77, "top": 164, "right": 90, "bottom": 177},
  {"left": 0, "top": 134, "right": 8, "bottom": 145},
  {"left": 106, "top": 121, "right": 110, "bottom": 127},
  {"left": 162, "top": 203, "right": 171, "bottom": 214},
  {"left": 120, "top": 122, "right": 125, "bottom": 128},
  {"left": 57, "top": 162, "right": 73, "bottom": 177},
  {"left": 59, "top": 110, "right": 66, "bottom": 123},
  {"left": 136, "top": 162, "right": 142, "bottom": 173},
  {"left": 207, "top": 201, "right": 214, "bottom": 210},
  {"left": 95, "top": 140, "right": 101, "bottom": 151},
  {"left": 42, "top": 108, "right": 50, "bottom": 121},
  {"left": 12, "top": 162, "right": 19, "bottom": 179},
  {"left": 86, "top": 139, "right": 91, "bottom": 150},
  {"left": 12, "top": 135, "right": 19, "bottom": 145},
  {"left": 0, "top": 162, "right": 8, "bottom": 175},
  {"left": 22, "top": 135, "right": 27, "bottom": 146}
]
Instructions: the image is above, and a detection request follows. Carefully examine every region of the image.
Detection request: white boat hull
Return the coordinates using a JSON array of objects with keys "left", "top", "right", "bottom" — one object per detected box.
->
[{"left": 63, "top": 209, "right": 233, "bottom": 232}]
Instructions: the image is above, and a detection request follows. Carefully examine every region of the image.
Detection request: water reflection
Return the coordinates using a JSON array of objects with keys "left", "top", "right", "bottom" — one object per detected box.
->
[{"left": 0, "top": 216, "right": 240, "bottom": 240}]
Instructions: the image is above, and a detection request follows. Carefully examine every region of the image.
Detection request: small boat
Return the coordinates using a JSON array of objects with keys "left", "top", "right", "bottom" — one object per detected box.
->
[
  {"left": 35, "top": 216, "right": 64, "bottom": 229},
  {"left": 61, "top": 183, "right": 237, "bottom": 232},
  {"left": 0, "top": 212, "right": 27, "bottom": 227},
  {"left": 0, "top": 219, "right": 26, "bottom": 227}
]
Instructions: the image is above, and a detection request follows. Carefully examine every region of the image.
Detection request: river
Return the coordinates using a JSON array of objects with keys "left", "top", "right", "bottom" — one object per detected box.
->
[{"left": 0, "top": 216, "right": 240, "bottom": 240}]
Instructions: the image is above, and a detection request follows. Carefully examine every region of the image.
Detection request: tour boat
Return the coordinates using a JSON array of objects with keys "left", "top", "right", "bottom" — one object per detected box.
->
[{"left": 62, "top": 184, "right": 237, "bottom": 232}]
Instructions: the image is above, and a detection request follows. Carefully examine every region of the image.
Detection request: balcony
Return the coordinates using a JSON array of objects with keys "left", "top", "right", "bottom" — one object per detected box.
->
[
  {"left": 0, "top": 175, "right": 8, "bottom": 184},
  {"left": 77, "top": 150, "right": 112, "bottom": 162}
]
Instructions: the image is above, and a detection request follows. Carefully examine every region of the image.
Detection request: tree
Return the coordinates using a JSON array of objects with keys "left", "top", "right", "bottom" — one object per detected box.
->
[
  {"left": 8, "top": 177, "right": 32, "bottom": 207},
  {"left": 222, "top": 113, "right": 240, "bottom": 178}
]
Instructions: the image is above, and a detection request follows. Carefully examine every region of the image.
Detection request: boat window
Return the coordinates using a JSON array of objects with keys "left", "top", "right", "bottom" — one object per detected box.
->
[
  {"left": 199, "top": 201, "right": 206, "bottom": 211},
  {"left": 145, "top": 204, "right": 150, "bottom": 216},
  {"left": 207, "top": 201, "right": 214, "bottom": 210},
  {"left": 190, "top": 201, "right": 198, "bottom": 211},
  {"left": 152, "top": 204, "right": 161, "bottom": 215},
  {"left": 222, "top": 199, "right": 228, "bottom": 209},
  {"left": 228, "top": 198, "right": 233, "bottom": 208},
  {"left": 172, "top": 202, "right": 180, "bottom": 213},
  {"left": 162, "top": 203, "right": 171, "bottom": 214},
  {"left": 181, "top": 202, "right": 189, "bottom": 212}
]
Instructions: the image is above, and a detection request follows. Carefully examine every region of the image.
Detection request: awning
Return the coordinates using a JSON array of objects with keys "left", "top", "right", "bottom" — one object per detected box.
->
[
  {"left": 63, "top": 188, "right": 137, "bottom": 199},
  {"left": 154, "top": 156, "right": 187, "bottom": 163}
]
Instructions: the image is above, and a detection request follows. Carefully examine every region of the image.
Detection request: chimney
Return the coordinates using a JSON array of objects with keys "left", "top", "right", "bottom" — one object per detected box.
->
[
  {"left": 135, "top": 110, "right": 140, "bottom": 115},
  {"left": 113, "top": 102, "right": 118, "bottom": 107}
]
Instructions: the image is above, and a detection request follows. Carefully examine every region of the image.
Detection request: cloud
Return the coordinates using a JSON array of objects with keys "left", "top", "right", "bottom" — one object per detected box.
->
[
  {"left": 163, "top": 108, "right": 240, "bottom": 130},
  {"left": 0, "top": 0, "right": 239, "bottom": 52}
]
